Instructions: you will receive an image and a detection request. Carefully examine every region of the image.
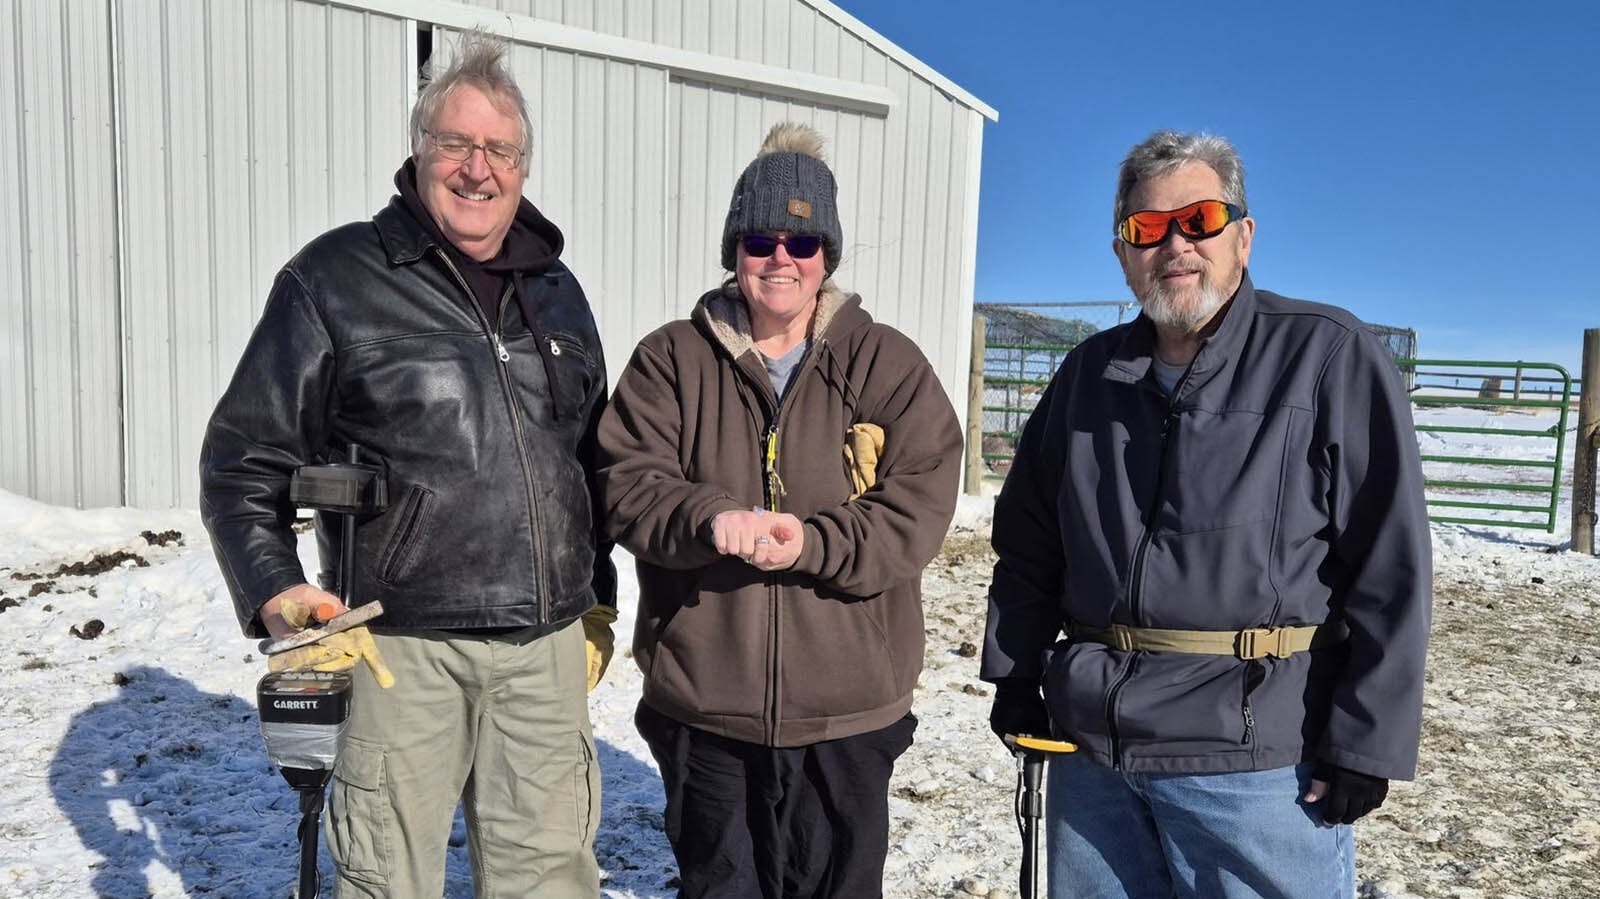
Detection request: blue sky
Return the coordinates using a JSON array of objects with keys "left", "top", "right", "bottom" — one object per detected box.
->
[{"left": 844, "top": 0, "right": 1599, "bottom": 378}]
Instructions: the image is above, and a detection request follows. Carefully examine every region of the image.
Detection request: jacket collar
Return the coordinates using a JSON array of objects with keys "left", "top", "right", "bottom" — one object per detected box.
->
[
  {"left": 375, "top": 196, "right": 435, "bottom": 266},
  {"left": 692, "top": 283, "right": 867, "bottom": 361},
  {"left": 1103, "top": 270, "right": 1258, "bottom": 393}
]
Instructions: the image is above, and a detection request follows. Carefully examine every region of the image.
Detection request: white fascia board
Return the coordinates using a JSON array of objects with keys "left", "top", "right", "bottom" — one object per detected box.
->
[
  {"left": 799, "top": 0, "right": 998, "bottom": 122},
  {"left": 327, "top": 0, "right": 896, "bottom": 116}
]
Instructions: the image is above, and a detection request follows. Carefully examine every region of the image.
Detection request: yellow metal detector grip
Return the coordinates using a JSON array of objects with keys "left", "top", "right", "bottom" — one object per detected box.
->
[{"left": 1008, "top": 735, "right": 1077, "bottom": 754}]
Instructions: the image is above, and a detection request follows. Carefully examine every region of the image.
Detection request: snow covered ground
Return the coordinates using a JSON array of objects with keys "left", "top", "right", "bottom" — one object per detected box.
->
[{"left": 2, "top": 405, "right": 1596, "bottom": 898}]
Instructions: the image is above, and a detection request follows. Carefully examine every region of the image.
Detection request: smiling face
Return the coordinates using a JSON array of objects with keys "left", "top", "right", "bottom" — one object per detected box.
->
[
  {"left": 1114, "top": 162, "right": 1254, "bottom": 337},
  {"left": 415, "top": 83, "right": 527, "bottom": 261},
  {"left": 735, "top": 232, "right": 826, "bottom": 338}
]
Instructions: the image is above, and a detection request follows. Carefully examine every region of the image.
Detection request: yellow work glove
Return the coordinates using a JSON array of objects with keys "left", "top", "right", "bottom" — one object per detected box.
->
[
  {"left": 581, "top": 604, "right": 618, "bottom": 692},
  {"left": 844, "top": 422, "right": 886, "bottom": 499},
  {"left": 268, "top": 626, "right": 396, "bottom": 689}
]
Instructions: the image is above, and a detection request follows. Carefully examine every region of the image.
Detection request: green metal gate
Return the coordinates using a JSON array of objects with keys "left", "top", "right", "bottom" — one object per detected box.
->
[{"left": 1399, "top": 359, "right": 1572, "bottom": 531}]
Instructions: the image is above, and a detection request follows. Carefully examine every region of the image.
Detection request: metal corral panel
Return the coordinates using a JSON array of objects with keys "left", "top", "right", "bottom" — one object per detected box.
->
[
  {"left": 0, "top": 0, "right": 121, "bottom": 508},
  {"left": 114, "top": 0, "right": 409, "bottom": 508}
]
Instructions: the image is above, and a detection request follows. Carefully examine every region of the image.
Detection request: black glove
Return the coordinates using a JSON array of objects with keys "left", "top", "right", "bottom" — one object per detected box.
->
[
  {"left": 988, "top": 677, "right": 1051, "bottom": 744},
  {"left": 1314, "top": 763, "right": 1389, "bottom": 824}
]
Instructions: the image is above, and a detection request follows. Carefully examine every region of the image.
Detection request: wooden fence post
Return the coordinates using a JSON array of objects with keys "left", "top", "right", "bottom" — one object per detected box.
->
[
  {"left": 965, "top": 315, "right": 987, "bottom": 495},
  {"left": 1574, "top": 329, "right": 1600, "bottom": 554}
]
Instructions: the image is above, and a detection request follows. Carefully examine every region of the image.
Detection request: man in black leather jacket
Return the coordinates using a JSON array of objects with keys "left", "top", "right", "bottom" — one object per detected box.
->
[{"left": 200, "top": 32, "right": 614, "bottom": 898}]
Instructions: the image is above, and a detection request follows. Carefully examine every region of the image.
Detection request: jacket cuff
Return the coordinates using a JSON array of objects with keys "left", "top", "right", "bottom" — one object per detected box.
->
[{"left": 791, "top": 521, "right": 827, "bottom": 576}]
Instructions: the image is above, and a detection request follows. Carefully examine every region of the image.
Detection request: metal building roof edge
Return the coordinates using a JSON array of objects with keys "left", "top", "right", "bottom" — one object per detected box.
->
[
  {"left": 799, "top": 0, "right": 999, "bottom": 122},
  {"left": 326, "top": 0, "right": 900, "bottom": 116}
]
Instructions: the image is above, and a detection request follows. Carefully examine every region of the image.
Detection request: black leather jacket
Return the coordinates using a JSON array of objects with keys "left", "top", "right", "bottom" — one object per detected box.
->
[{"left": 201, "top": 198, "right": 613, "bottom": 637}]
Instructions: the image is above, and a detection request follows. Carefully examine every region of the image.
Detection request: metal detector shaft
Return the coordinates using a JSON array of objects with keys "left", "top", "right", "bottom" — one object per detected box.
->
[
  {"left": 298, "top": 788, "right": 324, "bottom": 898},
  {"left": 1005, "top": 735, "right": 1078, "bottom": 899}
]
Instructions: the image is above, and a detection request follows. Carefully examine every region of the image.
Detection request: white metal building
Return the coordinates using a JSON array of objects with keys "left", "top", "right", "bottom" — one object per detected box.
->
[{"left": 1, "top": 0, "right": 995, "bottom": 510}]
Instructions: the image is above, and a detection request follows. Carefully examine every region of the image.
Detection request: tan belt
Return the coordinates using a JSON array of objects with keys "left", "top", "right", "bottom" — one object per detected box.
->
[{"left": 1072, "top": 621, "right": 1349, "bottom": 660}]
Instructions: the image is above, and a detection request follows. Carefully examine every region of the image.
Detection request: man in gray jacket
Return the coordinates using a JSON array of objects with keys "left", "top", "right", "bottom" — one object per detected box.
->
[{"left": 982, "top": 130, "right": 1431, "bottom": 897}]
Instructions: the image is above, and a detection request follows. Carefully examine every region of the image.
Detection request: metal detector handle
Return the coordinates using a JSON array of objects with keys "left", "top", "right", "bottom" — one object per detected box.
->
[
  {"left": 1004, "top": 735, "right": 1077, "bottom": 899},
  {"left": 287, "top": 445, "right": 387, "bottom": 608}
]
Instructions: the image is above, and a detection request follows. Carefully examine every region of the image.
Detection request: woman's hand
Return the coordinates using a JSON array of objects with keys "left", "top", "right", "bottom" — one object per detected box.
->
[{"left": 711, "top": 508, "right": 805, "bottom": 571}]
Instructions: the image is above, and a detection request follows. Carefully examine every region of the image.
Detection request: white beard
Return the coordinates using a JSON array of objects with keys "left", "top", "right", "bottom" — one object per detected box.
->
[{"left": 1138, "top": 279, "right": 1228, "bottom": 334}]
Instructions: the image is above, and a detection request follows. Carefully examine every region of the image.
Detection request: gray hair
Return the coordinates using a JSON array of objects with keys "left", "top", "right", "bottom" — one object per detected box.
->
[
  {"left": 409, "top": 30, "right": 535, "bottom": 171},
  {"left": 1113, "top": 130, "right": 1247, "bottom": 233}
]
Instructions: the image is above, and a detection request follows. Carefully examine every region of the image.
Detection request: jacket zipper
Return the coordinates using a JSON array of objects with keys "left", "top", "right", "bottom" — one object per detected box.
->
[
  {"left": 1106, "top": 377, "right": 1186, "bottom": 768},
  {"left": 741, "top": 342, "right": 821, "bottom": 745},
  {"left": 436, "top": 253, "right": 550, "bottom": 622}
]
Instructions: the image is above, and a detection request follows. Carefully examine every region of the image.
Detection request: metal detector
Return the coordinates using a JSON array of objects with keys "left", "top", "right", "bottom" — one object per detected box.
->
[
  {"left": 256, "top": 444, "right": 387, "bottom": 899},
  {"left": 1003, "top": 734, "right": 1078, "bottom": 899}
]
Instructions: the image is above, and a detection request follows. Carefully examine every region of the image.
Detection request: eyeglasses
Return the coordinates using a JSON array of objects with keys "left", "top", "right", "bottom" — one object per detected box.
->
[
  {"left": 739, "top": 233, "right": 824, "bottom": 259},
  {"left": 424, "top": 130, "right": 525, "bottom": 172},
  {"left": 1116, "top": 200, "right": 1246, "bottom": 248}
]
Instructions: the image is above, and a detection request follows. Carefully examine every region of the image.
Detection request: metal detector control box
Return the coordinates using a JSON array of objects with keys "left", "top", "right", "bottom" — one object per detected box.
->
[{"left": 258, "top": 670, "right": 353, "bottom": 790}]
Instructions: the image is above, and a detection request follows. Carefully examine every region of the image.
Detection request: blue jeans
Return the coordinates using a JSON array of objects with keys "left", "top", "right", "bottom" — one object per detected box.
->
[{"left": 1045, "top": 753, "right": 1353, "bottom": 899}]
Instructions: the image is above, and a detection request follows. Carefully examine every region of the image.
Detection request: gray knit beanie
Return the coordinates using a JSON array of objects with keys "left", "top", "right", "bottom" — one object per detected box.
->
[{"left": 720, "top": 122, "right": 843, "bottom": 274}]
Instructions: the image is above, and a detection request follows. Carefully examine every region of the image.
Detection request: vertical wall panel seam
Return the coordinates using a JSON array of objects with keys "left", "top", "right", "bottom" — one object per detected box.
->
[
  {"left": 106, "top": 0, "right": 131, "bottom": 505},
  {"left": 13, "top": 0, "right": 37, "bottom": 495},
  {"left": 324, "top": 4, "right": 334, "bottom": 224},
  {"left": 204, "top": 0, "right": 220, "bottom": 453},
  {"left": 245, "top": 0, "right": 260, "bottom": 320},
  {"left": 59, "top": 0, "right": 86, "bottom": 505},
  {"left": 659, "top": 69, "right": 670, "bottom": 326},
  {"left": 284, "top": 1, "right": 296, "bottom": 247},
  {"left": 160, "top": 0, "right": 181, "bottom": 505}
]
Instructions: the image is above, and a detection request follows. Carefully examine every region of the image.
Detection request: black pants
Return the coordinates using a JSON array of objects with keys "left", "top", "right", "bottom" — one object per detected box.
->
[{"left": 635, "top": 701, "right": 917, "bottom": 899}]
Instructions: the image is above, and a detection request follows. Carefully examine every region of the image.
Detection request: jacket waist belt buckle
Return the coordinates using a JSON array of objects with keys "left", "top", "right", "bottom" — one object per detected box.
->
[{"left": 1236, "top": 627, "right": 1293, "bottom": 660}]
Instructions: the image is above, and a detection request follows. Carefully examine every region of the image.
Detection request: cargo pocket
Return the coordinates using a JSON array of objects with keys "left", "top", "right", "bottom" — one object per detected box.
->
[
  {"left": 327, "top": 737, "right": 391, "bottom": 887},
  {"left": 575, "top": 731, "right": 598, "bottom": 846}
]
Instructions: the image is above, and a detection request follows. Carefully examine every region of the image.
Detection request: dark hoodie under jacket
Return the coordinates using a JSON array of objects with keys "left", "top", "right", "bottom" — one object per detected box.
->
[
  {"left": 201, "top": 161, "right": 614, "bottom": 637},
  {"left": 982, "top": 273, "right": 1432, "bottom": 780},
  {"left": 597, "top": 286, "right": 963, "bottom": 747}
]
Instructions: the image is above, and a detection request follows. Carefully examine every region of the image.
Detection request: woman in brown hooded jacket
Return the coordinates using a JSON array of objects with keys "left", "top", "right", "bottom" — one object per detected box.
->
[{"left": 596, "top": 123, "right": 963, "bottom": 898}]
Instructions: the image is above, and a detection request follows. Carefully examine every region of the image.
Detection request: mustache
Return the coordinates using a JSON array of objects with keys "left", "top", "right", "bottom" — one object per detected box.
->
[{"left": 1155, "top": 257, "right": 1209, "bottom": 278}]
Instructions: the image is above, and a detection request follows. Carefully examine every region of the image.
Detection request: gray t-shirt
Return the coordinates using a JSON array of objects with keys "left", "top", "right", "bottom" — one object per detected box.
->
[
  {"left": 762, "top": 339, "right": 810, "bottom": 400},
  {"left": 1152, "top": 357, "right": 1187, "bottom": 396}
]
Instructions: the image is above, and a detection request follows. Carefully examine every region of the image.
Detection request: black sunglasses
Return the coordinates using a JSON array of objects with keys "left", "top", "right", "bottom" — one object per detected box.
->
[{"left": 740, "top": 233, "right": 824, "bottom": 260}]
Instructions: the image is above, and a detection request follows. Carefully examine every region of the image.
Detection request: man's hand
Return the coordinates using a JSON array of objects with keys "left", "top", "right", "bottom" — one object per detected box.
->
[
  {"left": 710, "top": 509, "right": 804, "bottom": 571},
  {"left": 989, "top": 677, "right": 1051, "bottom": 745},
  {"left": 268, "top": 626, "right": 396, "bottom": 688},
  {"left": 262, "top": 583, "right": 345, "bottom": 639},
  {"left": 1304, "top": 763, "right": 1389, "bottom": 824},
  {"left": 580, "top": 604, "right": 619, "bottom": 692}
]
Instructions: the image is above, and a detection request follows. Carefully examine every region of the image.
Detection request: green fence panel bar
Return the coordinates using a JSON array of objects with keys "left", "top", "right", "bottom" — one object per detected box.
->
[{"left": 1396, "top": 359, "right": 1572, "bottom": 532}]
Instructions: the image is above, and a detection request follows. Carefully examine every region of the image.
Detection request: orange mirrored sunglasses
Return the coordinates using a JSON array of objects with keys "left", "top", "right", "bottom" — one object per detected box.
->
[{"left": 1116, "top": 200, "right": 1246, "bottom": 248}]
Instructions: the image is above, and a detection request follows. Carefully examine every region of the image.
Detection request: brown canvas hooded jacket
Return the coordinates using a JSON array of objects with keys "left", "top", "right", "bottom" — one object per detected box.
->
[{"left": 598, "top": 285, "right": 962, "bottom": 747}]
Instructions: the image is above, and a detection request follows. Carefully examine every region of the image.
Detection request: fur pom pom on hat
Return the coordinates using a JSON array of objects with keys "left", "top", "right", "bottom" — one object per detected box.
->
[{"left": 720, "top": 122, "right": 843, "bottom": 274}]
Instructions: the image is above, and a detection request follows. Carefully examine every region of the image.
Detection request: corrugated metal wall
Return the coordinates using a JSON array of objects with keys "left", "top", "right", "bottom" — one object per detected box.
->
[
  {"left": 494, "top": 37, "right": 672, "bottom": 361},
  {"left": 0, "top": 0, "right": 987, "bottom": 509},
  {"left": 0, "top": 0, "right": 121, "bottom": 508},
  {"left": 115, "top": 0, "right": 410, "bottom": 508},
  {"left": 450, "top": 0, "right": 986, "bottom": 408}
]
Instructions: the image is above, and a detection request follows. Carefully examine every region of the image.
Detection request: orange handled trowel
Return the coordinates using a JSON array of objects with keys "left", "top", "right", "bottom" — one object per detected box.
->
[{"left": 258, "top": 600, "right": 385, "bottom": 656}]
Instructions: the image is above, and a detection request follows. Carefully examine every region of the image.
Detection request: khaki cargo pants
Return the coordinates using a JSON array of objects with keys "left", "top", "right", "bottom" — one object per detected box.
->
[{"left": 328, "top": 621, "right": 600, "bottom": 898}]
